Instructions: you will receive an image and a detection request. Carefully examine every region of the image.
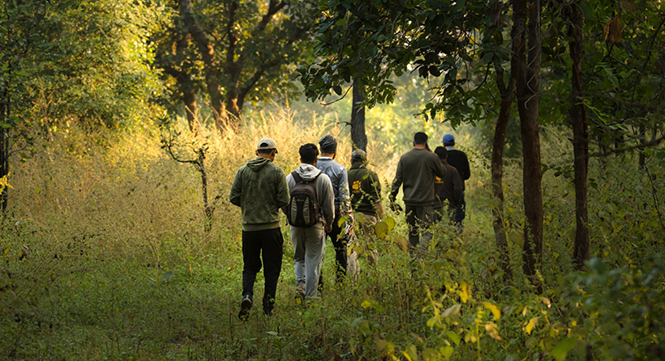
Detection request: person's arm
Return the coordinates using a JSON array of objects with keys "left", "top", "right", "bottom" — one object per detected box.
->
[
  {"left": 389, "top": 158, "right": 403, "bottom": 203},
  {"left": 432, "top": 154, "right": 447, "bottom": 179},
  {"left": 281, "top": 174, "right": 294, "bottom": 215},
  {"left": 229, "top": 169, "right": 243, "bottom": 207},
  {"left": 276, "top": 169, "right": 290, "bottom": 209},
  {"left": 461, "top": 153, "right": 471, "bottom": 180},
  {"left": 452, "top": 170, "right": 464, "bottom": 207},
  {"left": 339, "top": 169, "right": 352, "bottom": 215},
  {"left": 320, "top": 175, "right": 335, "bottom": 232}
]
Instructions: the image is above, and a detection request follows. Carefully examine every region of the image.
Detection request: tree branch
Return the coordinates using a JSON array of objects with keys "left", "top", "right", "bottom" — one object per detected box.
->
[{"left": 588, "top": 133, "right": 665, "bottom": 158}]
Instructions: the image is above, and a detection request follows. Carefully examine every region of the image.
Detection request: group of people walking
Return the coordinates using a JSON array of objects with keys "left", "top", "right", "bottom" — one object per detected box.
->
[{"left": 229, "top": 132, "right": 470, "bottom": 320}]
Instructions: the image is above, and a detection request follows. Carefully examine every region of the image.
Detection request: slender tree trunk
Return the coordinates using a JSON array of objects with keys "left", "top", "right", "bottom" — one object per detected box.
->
[
  {"left": 488, "top": 0, "right": 522, "bottom": 282},
  {"left": 516, "top": 0, "right": 544, "bottom": 287},
  {"left": 179, "top": 0, "right": 227, "bottom": 134},
  {"left": 351, "top": 80, "right": 368, "bottom": 151},
  {"left": 491, "top": 86, "right": 515, "bottom": 281},
  {"left": 197, "top": 148, "right": 212, "bottom": 232},
  {"left": 182, "top": 82, "right": 201, "bottom": 135},
  {"left": 0, "top": 90, "right": 8, "bottom": 213},
  {"left": 638, "top": 125, "right": 646, "bottom": 169},
  {"left": 569, "top": 1, "right": 590, "bottom": 270}
]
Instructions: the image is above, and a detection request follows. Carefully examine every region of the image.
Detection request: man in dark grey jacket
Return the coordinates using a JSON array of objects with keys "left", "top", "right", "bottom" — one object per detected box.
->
[
  {"left": 390, "top": 132, "right": 446, "bottom": 253},
  {"left": 229, "top": 138, "right": 289, "bottom": 320},
  {"left": 317, "top": 135, "right": 353, "bottom": 282}
]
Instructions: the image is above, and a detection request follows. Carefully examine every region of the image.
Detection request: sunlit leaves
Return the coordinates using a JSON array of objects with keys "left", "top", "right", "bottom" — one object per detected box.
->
[
  {"left": 441, "top": 304, "right": 461, "bottom": 318},
  {"left": 525, "top": 317, "right": 538, "bottom": 335},
  {"left": 484, "top": 322, "right": 503, "bottom": 341},
  {"left": 482, "top": 301, "right": 501, "bottom": 320},
  {"left": 458, "top": 281, "right": 471, "bottom": 303},
  {"left": 374, "top": 215, "right": 395, "bottom": 240}
]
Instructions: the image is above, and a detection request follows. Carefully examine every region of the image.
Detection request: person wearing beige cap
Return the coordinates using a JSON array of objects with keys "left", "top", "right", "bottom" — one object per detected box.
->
[{"left": 229, "top": 138, "right": 289, "bottom": 320}]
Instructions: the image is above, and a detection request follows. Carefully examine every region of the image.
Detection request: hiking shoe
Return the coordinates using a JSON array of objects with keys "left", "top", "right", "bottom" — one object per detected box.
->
[
  {"left": 295, "top": 286, "right": 306, "bottom": 306},
  {"left": 238, "top": 295, "right": 252, "bottom": 321}
]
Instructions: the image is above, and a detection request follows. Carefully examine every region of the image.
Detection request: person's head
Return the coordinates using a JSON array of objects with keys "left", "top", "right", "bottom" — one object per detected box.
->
[
  {"left": 413, "top": 132, "right": 428, "bottom": 148},
  {"left": 255, "top": 138, "right": 278, "bottom": 160},
  {"left": 351, "top": 149, "right": 367, "bottom": 164},
  {"left": 442, "top": 134, "right": 455, "bottom": 146},
  {"left": 299, "top": 143, "right": 319, "bottom": 165},
  {"left": 434, "top": 146, "right": 447, "bottom": 160},
  {"left": 319, "top": 134, "right": 338, "bottom": 156}
]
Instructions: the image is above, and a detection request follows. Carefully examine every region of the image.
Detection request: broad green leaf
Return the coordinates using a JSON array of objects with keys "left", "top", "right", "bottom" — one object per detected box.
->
[
  {"left": 442, "top": 304, "right": 461, "bottom": 318},
  {"left": 550, "top": 337, "right": 577, "bottom": 361},
  {"left": 375, "top": 221, "right": 389, "bottom": 239},
  {"left": 383, "top": 216, "right": 396, "bottom": 231},
  {"left": 579, "top": 0, "right": 595, "bottom": 20},
  {"left": 446, "top": 330, "right": 461, "bottom": 345},
  {"left": 440, "top": 346, "right": 454, "bottom": 359},
  {"left": 355, "top": 212, "right": 366, "bottom": 225},
  {"left": 392, "top": 235, "right": 408, "bottom": 251}
]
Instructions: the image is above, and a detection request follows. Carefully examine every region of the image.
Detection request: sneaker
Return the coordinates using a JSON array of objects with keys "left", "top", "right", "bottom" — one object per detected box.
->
[
  {"left": 295, "top": 286, "right": 306, "bottom": 306},
  {"left": 238, "top": 295, "right": 252, "bottom": 321}
]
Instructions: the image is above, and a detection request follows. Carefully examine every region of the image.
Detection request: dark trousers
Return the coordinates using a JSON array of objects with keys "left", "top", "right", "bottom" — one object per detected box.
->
[
  {"left": 329, "top": 211, "right": 347, "bottom": 277},
  {"left": 405, "top": 205, "right": 435, "bottom": 250},
  {"left": 242, "top": 228, "right": 283, "bottom": 313},
  {"left": 454, "top": 194, "right": 466, "bottom": 228},
  {"left": 319, "top": 211, "right": 347, "bottom": 289}
]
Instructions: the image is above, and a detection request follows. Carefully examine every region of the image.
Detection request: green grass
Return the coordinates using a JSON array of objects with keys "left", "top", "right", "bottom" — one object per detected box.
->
[{"left": 2, "top": 119, "right": 664, "bottom": 360}]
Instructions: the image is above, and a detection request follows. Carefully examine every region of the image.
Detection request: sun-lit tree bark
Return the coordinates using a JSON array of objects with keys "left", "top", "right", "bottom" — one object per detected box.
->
[
  {"left": 171, "top": 0, "right": 313, "bottom": 134},
  {"left": 351, "top": 80, "right": 368, "bottom": 151}
]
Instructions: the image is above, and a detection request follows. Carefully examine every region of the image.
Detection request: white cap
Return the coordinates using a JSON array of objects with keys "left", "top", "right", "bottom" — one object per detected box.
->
[{"left": 257, "top": 138, "right": 277, "bottom": 151}]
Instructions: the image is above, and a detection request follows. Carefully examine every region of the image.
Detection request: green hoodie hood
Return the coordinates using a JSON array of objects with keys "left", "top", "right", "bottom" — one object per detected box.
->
[{"left": 247, "top": 157, "right": 271, "bottom": 172}]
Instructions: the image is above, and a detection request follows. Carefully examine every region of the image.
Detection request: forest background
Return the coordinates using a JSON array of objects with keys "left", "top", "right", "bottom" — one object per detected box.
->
[{"left": 1, "top": 0, "right": 664, "bottom": 360}]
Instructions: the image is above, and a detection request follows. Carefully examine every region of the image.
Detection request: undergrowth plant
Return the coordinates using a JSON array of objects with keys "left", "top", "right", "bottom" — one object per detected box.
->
[{"left": 1, "top": 106, "right": 663, "bottom": 360}]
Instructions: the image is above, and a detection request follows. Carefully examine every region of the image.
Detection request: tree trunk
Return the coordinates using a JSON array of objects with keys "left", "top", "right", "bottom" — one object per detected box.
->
[
  {"left": 0, "top": 90, "right": 8, "bottom": 213},
  {"left": 351, "top": 80, "right": 368, "bottom": 151},
  {"left": 197, "top": 148, "right": 212, "bottom": 232},
  {"left": 516, "top": 0, "right": 544, "bottom": 287},
  {"left": 488, "top": 0, "right": 522, "bottom": 282},
  {"left": 569, "top": 1, "right": 590, "bottom": 270},
  {"left": 182, "top": 81, "right": 201, "bottom": 136},
  {"left": 638, "top": 125, "right": 646, "bottom": 169},
  {"left": 179, "top": 0, "right": 228, "bottom": 134},
  {"left": 491, "top": 81, "right": 515, "bottom": 281}
]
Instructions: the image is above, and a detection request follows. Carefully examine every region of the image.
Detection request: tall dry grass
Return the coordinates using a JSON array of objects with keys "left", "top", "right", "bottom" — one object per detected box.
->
[{"left": 6, "top": 106, "right": 422, "bottom": 266}]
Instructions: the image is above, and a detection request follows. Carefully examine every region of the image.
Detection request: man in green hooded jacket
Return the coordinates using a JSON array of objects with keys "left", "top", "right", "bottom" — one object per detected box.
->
[{"left": 230, "top": 138, "right": 289, "bottom": 320}]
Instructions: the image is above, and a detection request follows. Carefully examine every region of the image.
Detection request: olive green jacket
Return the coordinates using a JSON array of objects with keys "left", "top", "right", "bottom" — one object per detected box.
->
[
  {"left": 390, "top": 148, "right": 446, "bottom": 207},
  {"left": 229, "top": 157, "right": 289, "bottom": 231}
]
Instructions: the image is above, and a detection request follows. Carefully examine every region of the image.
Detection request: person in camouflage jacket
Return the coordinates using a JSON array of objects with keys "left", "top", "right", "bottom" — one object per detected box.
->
[{"left": 230, "top": 138, "right": 289, "bottom": 320}]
